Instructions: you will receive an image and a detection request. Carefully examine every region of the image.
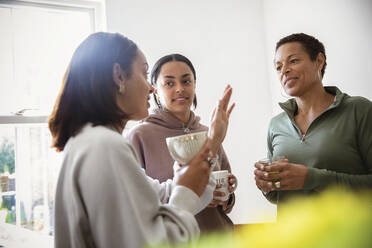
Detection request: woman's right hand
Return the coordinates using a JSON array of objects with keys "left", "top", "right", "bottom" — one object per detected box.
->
[
  {"left": 208, "top": 85, "right": 235, "bottom": 156},
  {"left": 173, "top": 146, "right": 211, "bottom": 196},
  {"left": 255, "top": 159, "right": 308, "bottom": 191},
  {"left": 174, "top": 85, "right": 234, "bottom": 196},
  {"left": 254, "top": 160, "right": 275, "bottom": 192}
]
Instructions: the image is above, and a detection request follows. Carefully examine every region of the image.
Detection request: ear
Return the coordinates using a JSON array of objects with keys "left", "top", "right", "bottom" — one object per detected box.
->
[
  {"left": 153, "top": 88, "right": 158, "bottom": 95},
  {"left": 316, "top": 52, "right": 325, "bottom": 71},
  {"left": 112, "top": 63, "right": 125, "bottom": 87}
]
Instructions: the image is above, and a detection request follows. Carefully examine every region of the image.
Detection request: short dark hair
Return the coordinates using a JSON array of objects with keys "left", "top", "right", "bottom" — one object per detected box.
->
[
  {"left": 276, "top": 33, "right": 327, "bottom": 77},
  {"left": 150, "top": 54, "right": 197, "bottom": 109},
  {"left": 48, "top": 32, "right": 138, "bottom": 151}
]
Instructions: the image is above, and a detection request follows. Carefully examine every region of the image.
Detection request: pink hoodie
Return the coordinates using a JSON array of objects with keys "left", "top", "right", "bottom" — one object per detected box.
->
[{"left": 127, "top": 108, "right": 234, "bottom": 233}]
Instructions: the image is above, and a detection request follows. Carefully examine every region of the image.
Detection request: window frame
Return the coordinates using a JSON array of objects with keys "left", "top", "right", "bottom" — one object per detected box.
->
[
  {"left": 0, "top": 0, "right": 106, "bottom": 124},
  {"left": 0, "top": 0, "right": 105, "bottom": 232}
]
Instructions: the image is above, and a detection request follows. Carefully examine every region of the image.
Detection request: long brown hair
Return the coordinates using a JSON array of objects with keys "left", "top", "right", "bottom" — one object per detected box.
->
[{"left": 48, "top": 32, "right": 138, "bottom": 151}]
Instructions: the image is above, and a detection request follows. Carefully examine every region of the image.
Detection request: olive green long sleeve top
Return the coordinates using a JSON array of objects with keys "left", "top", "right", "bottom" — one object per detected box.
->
[{"left": 265, "top": 86, "right": 372, "bottom": 204}]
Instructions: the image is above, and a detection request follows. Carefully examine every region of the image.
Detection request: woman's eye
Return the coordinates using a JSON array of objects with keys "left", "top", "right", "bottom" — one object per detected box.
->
[
  {"left": 183, "top": 80, "right": 191, "bottom": 85},
  {"left": 290, "top": 59, "right": 299, "bottom": 63},
  {"left": 165, "top": 82, "right": 174, "bottom": 87}
]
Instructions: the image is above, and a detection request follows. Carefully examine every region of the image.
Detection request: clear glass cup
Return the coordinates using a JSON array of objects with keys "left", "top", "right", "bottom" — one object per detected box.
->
[{"left": 258, "top": 155, "right": 285, "bottom": 181}]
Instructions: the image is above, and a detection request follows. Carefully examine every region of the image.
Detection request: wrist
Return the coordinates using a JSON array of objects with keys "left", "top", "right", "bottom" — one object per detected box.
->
[
  {"left": 206, "top": 138, "right": 220, "bottom": 157},
  {"left": 206, "top": 155, "right": 219, "bottom": 169}
]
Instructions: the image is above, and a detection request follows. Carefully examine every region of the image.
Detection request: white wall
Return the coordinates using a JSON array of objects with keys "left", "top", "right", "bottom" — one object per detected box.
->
[
  {"left": 105, "top": 0, "right": 276, "bottom": 224},
  {"left": 105, "top": 0, "right": 372, "bottom": 224},
  {"left": 263, "top": 0, "right": 372, "bottom": 114}
]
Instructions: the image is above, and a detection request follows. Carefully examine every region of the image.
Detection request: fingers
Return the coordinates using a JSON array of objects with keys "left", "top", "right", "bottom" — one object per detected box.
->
[
  {"left": 210, "top": 192, "right": 228, "bottom": 209},
  {"left": 255, "top": 159, "right": 307, "bottom": 192},
  {"left": 265, "top": 160, "right": 288, "bottom": 173},
  {"left": 210, "top": 107, "right": 217, "bottom": 122},
  {"left": 210, "top": 85, "right": 233, "bottom": 121},
  {"left": 255, "top": 176, "right": 274, "bottom": 192},
  {"left": 220, "top": 85, "right": 232, "bottom": 111},
  {"left": 213, "top": 190, "right": 225, "bottom": 197},
  {"left": 226, "top": 102, "right": 235, "bottom": 119},
  {"left": 208, "top": 202, "right": 218, "bottom": 208},
  {"left": 254, "top": 168, "right": 267, "bottom": 179},
  {"left": 274, "top": 178, "right": 289, "bottom": 191},
  {"left": 255, "top": 169, "right": 279, "bottom": 189},
  {"left": 255, "top": 159, "right": 288, "bottom": 173},
  {"left": 254, "top": 162, "right": 266, "bottom": 171},
  {"left": 208, "top": 199, "right": 226, "bottom": 208},
  {"left": 256, "top": 166, "right": 287, "bottom": 182},
  {"left": 228, "top": 174, "right": 236, "bottom": 186},
  {"left": 254, "top": 168, "right": 277, "bottom": 192},
  {"left": 228, "top": 185, "right": 234, "bottom": 193}
]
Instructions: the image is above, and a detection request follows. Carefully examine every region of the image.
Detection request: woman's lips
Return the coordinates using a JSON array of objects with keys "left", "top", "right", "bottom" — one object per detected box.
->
[
  {"left": 285, "top": 77, "right": 298, "bottom": 86},
  {"left": 172, "top": 97, "right": 189, "bottom": 102}
]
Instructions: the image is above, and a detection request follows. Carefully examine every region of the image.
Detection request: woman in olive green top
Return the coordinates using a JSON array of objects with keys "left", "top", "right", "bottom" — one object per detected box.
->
[{"left": 254, "top": 33, "right": 372, "bottom": 204}]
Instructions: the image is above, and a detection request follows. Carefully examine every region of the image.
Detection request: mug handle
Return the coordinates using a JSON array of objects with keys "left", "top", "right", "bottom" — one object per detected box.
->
[{"left": 229, "top": 174, "right": 238, "bottom": 193}]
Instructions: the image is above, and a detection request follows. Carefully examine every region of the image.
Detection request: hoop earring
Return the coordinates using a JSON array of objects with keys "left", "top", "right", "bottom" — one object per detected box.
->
[
  {"left": 119, "top": 84, "right": 125, "bottom": 94},
  {"left": 154, "top": 93, "right": 162, "bottom": 109}
]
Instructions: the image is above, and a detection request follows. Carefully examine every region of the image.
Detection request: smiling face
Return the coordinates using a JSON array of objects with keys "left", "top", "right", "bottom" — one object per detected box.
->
[
  {"left": 155, "top": 61, "right": 196, "bottom": 120},
  {"left": 115, "top": 49, "right": 153, "bottom": 121},
  {"left": 274, "top": 42, "right": 324, "bottom": 97}
]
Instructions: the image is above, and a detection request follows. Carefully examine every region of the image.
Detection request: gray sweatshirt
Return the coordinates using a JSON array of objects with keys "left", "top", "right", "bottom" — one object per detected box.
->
[
  {"left": 127, "top": 109, "right": 234, "bottom": 233},
  {"left": 54, "top": 124, "right": 212, "bottom": 248}
]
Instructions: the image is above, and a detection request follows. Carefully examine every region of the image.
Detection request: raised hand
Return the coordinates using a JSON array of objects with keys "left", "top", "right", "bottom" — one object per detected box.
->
[
  {"left": 174, "top": 85, "right": 235, "bottom": 197},
  {"left": 208, "top": 85, "right": 235, "bottom": 156}
]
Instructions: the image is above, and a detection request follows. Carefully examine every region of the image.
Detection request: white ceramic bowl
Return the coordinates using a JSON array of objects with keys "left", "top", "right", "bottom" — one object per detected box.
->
[{"left": 166, "top": 131, "right": 208, "bottom": 165}]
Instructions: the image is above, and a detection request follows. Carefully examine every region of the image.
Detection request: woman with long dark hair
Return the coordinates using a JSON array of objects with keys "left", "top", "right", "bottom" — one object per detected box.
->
[{"left": 48, "top": 32, "right": 234, "bottom": 247}]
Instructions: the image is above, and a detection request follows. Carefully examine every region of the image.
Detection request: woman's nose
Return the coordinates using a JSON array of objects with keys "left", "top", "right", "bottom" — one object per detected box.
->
[
  {"left": 281, "top": 64, "right": 291, "bottom": 76},
  {"left": 175, "top": 86, "right": 184, "bottom": 93}
]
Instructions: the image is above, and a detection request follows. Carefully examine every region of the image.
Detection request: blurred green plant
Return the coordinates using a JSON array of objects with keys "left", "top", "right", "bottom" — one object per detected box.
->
[
  {"left": 5, "top": 206, "right": 16, "bottom": 224},
  {"left": 0, "top": 138, "right": 15, "bottom": 174},
  {"left": 158, "top": 188, "right": 372, "bottom": 248}
]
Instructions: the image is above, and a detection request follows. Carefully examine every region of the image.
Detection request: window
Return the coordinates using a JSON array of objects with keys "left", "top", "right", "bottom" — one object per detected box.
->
[{"left": 0, "top": 0, "right": 105, "bottom": 239}]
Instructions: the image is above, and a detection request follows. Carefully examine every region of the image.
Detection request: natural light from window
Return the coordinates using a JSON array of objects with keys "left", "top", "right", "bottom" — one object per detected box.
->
[
  {"left": 0, "top": 5, "right": 92, "bottom": 115},
  {"left": 0, "top": 2, "right": 99, "bottom": 245}
]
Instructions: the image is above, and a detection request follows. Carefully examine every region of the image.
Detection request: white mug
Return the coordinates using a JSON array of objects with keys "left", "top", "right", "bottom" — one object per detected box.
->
[
  {"left": 166, "top": 131, "right": 208, "bottom": 165},
  {"left": 212, "top": 170, "right": 238, "bottom": 201}
]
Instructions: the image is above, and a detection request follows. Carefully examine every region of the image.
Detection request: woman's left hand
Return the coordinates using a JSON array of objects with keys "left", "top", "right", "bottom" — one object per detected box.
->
[
  {"left": 254, "top": 159, "right": 309, "bottom": 191},
  {"left": 227, "top": 173, "right": 237, "bottom": 193},
  {"left": 208, "top": 185, "right": 229, "bottom": 210},
  {"left": 208, "top": 173, "right": 236, "bottom": 210}
]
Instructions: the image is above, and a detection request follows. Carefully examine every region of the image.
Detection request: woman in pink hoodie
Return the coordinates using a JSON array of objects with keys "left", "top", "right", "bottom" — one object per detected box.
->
[{"left": 127, "top": 54, "right": 236, "bottom": 233}]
